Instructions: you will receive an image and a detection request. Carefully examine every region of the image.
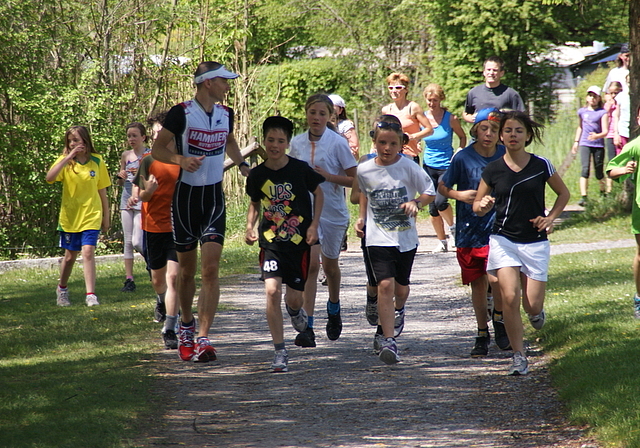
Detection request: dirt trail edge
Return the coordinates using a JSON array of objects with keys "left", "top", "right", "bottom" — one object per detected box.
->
[{"left": 140, "top": 224, "right": 606, "bottom": 448}]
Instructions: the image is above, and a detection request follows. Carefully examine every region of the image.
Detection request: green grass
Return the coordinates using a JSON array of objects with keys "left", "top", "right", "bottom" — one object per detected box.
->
[
  {"left": 0, "top": 239, "right": 259, "bottom": 448},
  {"left": 544, "top": 247, "right": 640, "bottom": 448}
]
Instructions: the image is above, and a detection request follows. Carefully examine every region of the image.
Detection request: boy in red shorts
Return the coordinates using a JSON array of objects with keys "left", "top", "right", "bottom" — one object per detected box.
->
[{"left": 439, "top": 108, "right": 510, "bottom": 357}]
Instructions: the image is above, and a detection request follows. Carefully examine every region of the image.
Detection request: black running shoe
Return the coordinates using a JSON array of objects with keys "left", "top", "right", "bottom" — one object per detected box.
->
[
  {"left": 294, "top": 327, "right": 316, "bottom": 347},
  {"left": 121, "top": 278, "right": 136, "bottom": 292},
  {"left": 163, "top": 329, "right": 178, "bottom": 350},
  {"left": 493, "top": 320, "right": 511, "bottom": 350},
  {"left": 470, "top": 335, "right": 490, "bottom": 357},
  {"left": 154, "top": 300, "right": 166, "bottom": 323},
  {"left": 326, "top": 311, "right": 342, "bottom": 340}
]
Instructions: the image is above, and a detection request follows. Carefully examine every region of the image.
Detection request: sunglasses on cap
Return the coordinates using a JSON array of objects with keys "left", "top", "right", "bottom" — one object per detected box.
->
[
  {"left": 376, "top": 121, "right": 402, "bottom": 131},
  {"left": 369, "top": 121, "right": 403, "bottom": 138},
  {"left": 387, "top": 85, "right": 405, "bottom": 91}
]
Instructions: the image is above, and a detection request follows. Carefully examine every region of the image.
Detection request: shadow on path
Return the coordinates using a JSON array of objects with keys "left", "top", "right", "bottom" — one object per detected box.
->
[{"left": 142, "top": 223, "right": 600, "bottom": 448}]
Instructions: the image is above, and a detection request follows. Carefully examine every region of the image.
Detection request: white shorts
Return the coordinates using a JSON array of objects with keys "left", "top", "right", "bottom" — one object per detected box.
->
[
  {"left": 487, "top": 235, "right": 550, "bottom": 282},
  {"left": 318, "top": 219, "right": 348, "bottom": 260}
]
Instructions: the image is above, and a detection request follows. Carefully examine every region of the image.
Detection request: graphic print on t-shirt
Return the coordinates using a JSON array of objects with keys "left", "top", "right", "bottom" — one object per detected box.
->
[
  {"left": 260, "top": 179, "right": 304, "bottom": 245},
  {"left": 187, "top": 128, "right": 227, "bottom": 157},
  {"left": 370, "top": 186, "right": 411, "bottom": 232}
]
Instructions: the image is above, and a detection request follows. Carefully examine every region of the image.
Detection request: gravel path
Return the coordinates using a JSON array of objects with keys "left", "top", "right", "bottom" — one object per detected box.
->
[{"left": 139, "top": 223, "right": 611, "bottom": 448}]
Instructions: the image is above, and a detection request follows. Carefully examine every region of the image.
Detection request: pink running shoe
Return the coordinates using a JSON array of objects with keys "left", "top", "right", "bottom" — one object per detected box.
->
[
  {"left": 178, "top": 321, "right": 196, "bottom": 361},
  {"left": 194, "top": 337, "right": 217, "bottom": 362}
]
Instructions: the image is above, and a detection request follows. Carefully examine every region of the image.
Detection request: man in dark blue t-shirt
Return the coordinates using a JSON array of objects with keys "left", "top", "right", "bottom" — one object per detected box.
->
[{"left": 462, "top": 56, "right": 525, "bottom": 124}]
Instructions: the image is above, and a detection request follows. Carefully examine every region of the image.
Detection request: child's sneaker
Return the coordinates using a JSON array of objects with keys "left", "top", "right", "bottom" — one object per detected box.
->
[
  {"left": 486, "top": 295, "right": 494, "bottom": 322},
  {"left": 288, "top": 306, "right": 308, "bottom": 333},
  {"left": 85, "top": 294, "right": 100, "bottom": 306},
  {"left": 162, "top": 329, "right": 178, "bottom": 350},
  {"left": 365, "top": 296, "right": 378, "bottom": 326},
  {"left": 528, "top": 309, "right": 546, "bottom": 330},
  {"left": 470, "top": 335, "right": 490, "bottom": 357},
  {"left": 634, "top": 294, "right": 640, "bottom": 319},
  {"left": 394, "top": 308, "right": 405, "bottom": 337},
  {"left": 379, "top": 337, "right": 400, "bottom": 365},
  {"left": 508, "top": 351, "right": 529, "bottom": 375},
  {"left": 154, "top": 299, "right": 166, "bottom": 323},
  {"left": 178, "top": 321, "right": 196, "bottom": 361},
  {"left": 431, "top": 240, "right": 448, "bottom": 253},
  {"left": 373, "top": 332, "right": 385, "bottom": 354},
  {"left": 56, "top": 286, "right": 70, "bottom": 307},
  {"left": 121, "top": 278, "right": 136, "bottom": 292},
  {"left": 194, "top": 337, "right": 217, "bottom": 362},
  {"left": 271, "top": 349, "right": 289, "bottom": 373},
  {"left": 493, "top": 319, "right": 511, "bottom": 350},
  {"left": 295, "top": 327, "right": 316, "bottom": 347}
]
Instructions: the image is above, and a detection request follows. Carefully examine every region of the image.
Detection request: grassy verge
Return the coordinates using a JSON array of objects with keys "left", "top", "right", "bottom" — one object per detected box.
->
[
  {"left": 544, "top": 247, "right": 640, "bottom": 447},
  {"left": 0, "top": 241, "right": 258, "bottom": 448}
]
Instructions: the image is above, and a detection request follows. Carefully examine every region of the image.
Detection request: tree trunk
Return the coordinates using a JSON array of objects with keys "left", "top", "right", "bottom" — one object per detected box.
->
[{"left": 630, "top": 0, "right": 639, "bottom": 140}]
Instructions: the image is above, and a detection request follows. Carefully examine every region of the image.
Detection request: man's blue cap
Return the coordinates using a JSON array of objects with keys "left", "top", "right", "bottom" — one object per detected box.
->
[{"left": 474, "top": 108, "right": 502, "bottom": 124}]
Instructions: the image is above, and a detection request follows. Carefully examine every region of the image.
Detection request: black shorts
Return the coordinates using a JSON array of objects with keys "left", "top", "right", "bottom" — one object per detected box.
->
[
  {"left": 259, "top": 248, "right": 310, "bottom": 291},
  {"left": 360, "top": 228, "right": 377, "bottom": 287},
  {"left": 423, "top": 165, "right": 450, "bottom": 217},
  {"left": 144, "top": 231, "right": 178, "bottom": 271},
  {"left": 172, "top": 182, "right": 226, "bottom": 252},
  {"left": 364, "top": 246, "right": 417, "bottom": 286}
]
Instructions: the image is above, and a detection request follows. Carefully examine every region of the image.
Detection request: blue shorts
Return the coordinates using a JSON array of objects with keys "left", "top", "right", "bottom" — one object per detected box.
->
[{"left": 59, "top": 230, "right": 100, "bottom": 251}]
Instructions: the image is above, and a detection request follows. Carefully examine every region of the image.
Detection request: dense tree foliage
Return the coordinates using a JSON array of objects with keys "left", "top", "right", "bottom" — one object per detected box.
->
[{"left": 0, "top": 0, "right": 632, "bottom": 259}]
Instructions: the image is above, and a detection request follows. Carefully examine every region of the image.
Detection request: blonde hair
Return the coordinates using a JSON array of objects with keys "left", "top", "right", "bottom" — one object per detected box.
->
[
  {"left": 386, "top": 72, "right": 410, "bottom": 87},
  {"left": 423, "top": 83, "right": 445, "bottom": 100}
]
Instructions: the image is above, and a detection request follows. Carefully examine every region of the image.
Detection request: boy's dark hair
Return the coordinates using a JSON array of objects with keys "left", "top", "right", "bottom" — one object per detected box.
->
[
  {"left": 262, "top": 116, "right": 294, "bottom": 142},
  {"left": 484, "top": 56, "right": 505, "bottom": 72},
  {"left": 370, "top": 114, "right": 407, "bottom": 144}
]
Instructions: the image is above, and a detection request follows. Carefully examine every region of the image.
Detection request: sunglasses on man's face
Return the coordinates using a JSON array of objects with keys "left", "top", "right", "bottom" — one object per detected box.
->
[{"left": 387, "top": 85, "right": 405, "bottom": 91}]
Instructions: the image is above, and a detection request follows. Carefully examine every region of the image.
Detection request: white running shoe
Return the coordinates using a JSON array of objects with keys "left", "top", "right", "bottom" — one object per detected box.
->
[
  {"left": 431, "top": 240, "right": 448, "bottom": 253},
  {"left": 528, "top": 309, "right": 546, "bottom": 330},
  {"left": 289, "top": 307, "right": 308, "bottom": 333},
  {"left": 85, "top": 294, "right": 100, "bottom": 307},
  {"left": 56, "top": 286, "right": 70, "bottom": 307},
  {"left": 379, "top": 337, "right": 400, "bottom": 365},
  {"left": 272, "top": 349, "right": 289, "bottom": 372},
  {"left": 508, "top": 351, "right": 529, "bottom": 375}
]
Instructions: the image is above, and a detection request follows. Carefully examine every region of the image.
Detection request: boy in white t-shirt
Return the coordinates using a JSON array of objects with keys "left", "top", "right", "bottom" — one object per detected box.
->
[{"left": 355, "top": 115, "right": 435, "bottom": 364}]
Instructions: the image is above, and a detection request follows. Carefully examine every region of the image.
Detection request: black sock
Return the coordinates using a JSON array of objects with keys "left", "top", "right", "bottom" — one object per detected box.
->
[
  {"left": 478, "top": 328, "right": 489, "bottom": 338},
  {"left": 493, "top": 310, "right": 503, "bottom": 322},
  {"left": 376, "top": 325, "right": 383, "bottom": 335}
]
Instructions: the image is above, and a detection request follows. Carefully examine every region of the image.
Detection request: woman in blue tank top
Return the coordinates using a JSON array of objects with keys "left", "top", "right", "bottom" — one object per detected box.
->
[{"left": 422, "top": 84, "right": 467, "bottom": 253}]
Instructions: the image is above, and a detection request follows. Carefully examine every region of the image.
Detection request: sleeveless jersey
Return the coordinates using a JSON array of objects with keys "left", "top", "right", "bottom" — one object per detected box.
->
[{"left": 167, "top": 100, "right": 232, "bottom": 186}]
